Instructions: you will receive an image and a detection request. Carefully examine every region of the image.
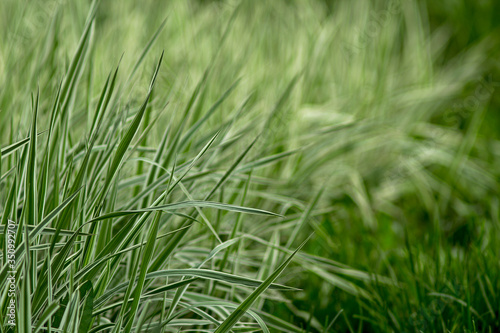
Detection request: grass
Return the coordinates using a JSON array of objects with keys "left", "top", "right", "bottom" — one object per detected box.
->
[{"left": 1, "top": 0, "right": 499, "bottom": 332}]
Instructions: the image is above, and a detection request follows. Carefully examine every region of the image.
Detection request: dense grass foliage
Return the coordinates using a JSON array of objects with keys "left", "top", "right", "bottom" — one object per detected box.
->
[{"left": 1, "top": 0, "right": 499, "bottom": 332}]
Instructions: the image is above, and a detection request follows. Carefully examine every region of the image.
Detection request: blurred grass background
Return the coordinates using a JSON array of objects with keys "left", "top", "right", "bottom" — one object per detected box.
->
[{"left": 1, "top": 0, "right": 499, "bottom": 332}]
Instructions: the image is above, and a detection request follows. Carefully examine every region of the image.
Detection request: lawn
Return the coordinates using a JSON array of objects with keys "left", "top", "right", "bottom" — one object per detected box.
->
[{"left": 1, "top": 0, "right": 499, "bottom": 332}]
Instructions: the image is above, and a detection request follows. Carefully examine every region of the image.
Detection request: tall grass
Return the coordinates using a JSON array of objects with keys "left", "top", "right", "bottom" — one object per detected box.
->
[{"left": 1, "top": 0, "right": 499, "bottom": 332}]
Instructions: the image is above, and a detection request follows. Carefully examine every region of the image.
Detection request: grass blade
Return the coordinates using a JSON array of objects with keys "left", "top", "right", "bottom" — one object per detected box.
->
[{"left": 213, "top": 236, "right": 310, "bottom": 333}]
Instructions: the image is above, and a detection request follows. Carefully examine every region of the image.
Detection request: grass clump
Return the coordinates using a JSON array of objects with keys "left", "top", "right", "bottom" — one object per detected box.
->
[{"left": 1, "top": 0, "right": 500, "bottom": 332}]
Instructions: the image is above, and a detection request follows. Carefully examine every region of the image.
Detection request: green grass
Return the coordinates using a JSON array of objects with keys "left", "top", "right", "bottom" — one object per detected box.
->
[{"left": 1, "top": 0, "right": 499, "bottom": 332}]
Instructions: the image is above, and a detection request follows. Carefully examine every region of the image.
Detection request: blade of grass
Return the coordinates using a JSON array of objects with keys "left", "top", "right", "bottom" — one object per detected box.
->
[{"left": 213, "top": 236, "right": 311, "bottom": 333}]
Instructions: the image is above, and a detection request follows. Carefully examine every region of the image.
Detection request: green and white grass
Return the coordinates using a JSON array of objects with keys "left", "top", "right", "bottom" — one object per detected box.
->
[{"left": 1, "top": 0, "right": 499, "bottom": 332}]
